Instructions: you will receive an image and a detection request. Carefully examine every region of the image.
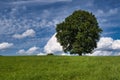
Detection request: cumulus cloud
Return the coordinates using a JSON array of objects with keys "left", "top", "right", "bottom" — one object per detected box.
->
[
  {"left": 13, "top": 29, "right": 35, "bottom": 39},
  {"left": 37, "top": 53, "right": 46, "bottom": 56},
  {"left": 112, "top": 40, "right": 120, "bottom": 49},
  {"left": 17, "top": 49, "right": 25, "bottom": 54},
  {"left": 44, "top": 33, "right": 120, "bottom": 56},
  {"left": 61, "top": 53, "right": 71, "bottom": 56},
  {"left": 88, "top": 51, "right": 114, "bottom": 56},
  {"left": 97, "top": 37, "right": 113, "bottom": 49},
  {"left": 18, "top": 46, "right": 39, "bottom": 55},
  {"left": 44, "top": 33, "right": 63, "bottom": 54},
  {"left": 0, "top": 42, "right": 13, "bottom": 50},
  {"left": 88, "top": 37, "right": 120, "bottom": 56},
  {"left": 96, "top": 37, "right": 120, "bottom": 50}
]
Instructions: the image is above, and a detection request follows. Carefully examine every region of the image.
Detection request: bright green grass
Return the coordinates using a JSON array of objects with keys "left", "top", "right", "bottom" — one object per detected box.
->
[{"left": 0, "top": 56, "right": 120, "bottom": 80}]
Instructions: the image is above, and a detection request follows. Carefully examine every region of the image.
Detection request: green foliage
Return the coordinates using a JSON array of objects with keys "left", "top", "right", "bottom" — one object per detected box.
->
[
  {"left": 56, "top": 10, "right": 102, "bottom": 55},
  {"left": 0, "top": 56, "right": 120, "bottom": 80},
  {"left": 47, "top": 53, "right": 54, "bottom": 56}
]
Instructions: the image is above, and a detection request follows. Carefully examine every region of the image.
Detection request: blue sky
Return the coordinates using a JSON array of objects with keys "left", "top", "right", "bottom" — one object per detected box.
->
[{"left": 0, "top": 0, "right": 120, "bottom": 56}]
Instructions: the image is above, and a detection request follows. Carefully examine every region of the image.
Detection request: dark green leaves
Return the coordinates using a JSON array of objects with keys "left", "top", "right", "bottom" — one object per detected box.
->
[{"left": 56, "top": 10, "right": 102, "bottom": 55}]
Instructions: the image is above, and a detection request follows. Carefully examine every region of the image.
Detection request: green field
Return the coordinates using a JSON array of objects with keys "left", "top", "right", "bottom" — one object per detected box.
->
[{"left": 0, "top": 56, "right": 120, "bottom": 80}]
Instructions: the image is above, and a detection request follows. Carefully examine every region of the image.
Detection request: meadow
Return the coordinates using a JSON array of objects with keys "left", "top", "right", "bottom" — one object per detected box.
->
[{"left": 0, "top": 56, "right": 120, "bottom": 80}]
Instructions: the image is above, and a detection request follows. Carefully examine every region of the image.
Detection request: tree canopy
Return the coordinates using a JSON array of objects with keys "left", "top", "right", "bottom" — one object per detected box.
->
[{"left": 56, "top": 10, "right": 102, "bottom": 56}]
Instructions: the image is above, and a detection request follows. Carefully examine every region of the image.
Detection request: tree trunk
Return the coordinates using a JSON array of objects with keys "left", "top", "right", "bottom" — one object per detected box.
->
[{"left": 78, "top": 54, "right": 82, "bottom": 56}]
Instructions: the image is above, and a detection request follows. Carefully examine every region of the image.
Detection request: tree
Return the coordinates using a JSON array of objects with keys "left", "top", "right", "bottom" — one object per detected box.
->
[
  {"left": 47, "top": 53, "right": 54, "bottom": 56},
  {"left": 56, "top": 10, "right": 102, "bottom": 56}
]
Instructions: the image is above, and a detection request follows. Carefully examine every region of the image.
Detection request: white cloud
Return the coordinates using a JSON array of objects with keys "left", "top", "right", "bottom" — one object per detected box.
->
[
  {"left": 37, "top": 53, "right": 46, "bottom": 56},
  {"left": 44, "top": 33, "right": 63, "bottom": 54},
  {"left": 89, "top": 37, "right": 120, "bottom": 56},
  {"left": 0, "top": 42, "right": 13, "bottom": 50},
  {"left": 88, "top": 51, "right": 113, "bottom": 56},
  {"left": 0, "top": 4, "right": 66, "bottom": 35},
  {"left": 26, "top": 46, "right": 39, "bottom": 54},
  {"left": 18, "top": 46, "right": 39, "bottom": 55},
  {"left": 38, "top": 18, "right": 62, "bottom": 28},
  {"left": 61, "top": 53, "right": 71, "bottom": 56},
  {"left": 17, "top": 49, "right": 25, "bottom": 54},
  {"left": 0, "top": 14, "right": 62, "bottom": 35},
  {"left": 95, "top": 10, "right": 104, "bottom": 17},
  {"left": 13, "top": 29, "right": 35, "bottom": 39},
  {"left": 95, "top": 8, "right": 118, "bottom": 17},
  {"left": 97, "top": 37, "right": 113, "bottom": 49},
  {"left": 103, "top": 32, "right": 118, "bottom": 35},
  {"left": 108, "top": 8, "right": 118, "bottom": 15},
  {"left": 95, "top": 8, "right": 119, "bottom": 28},
  {"left": 44, "top": 33, "right": 120, "bottom": 56},
  {"left": 10, "top": 0, "right": 72, "bottom": 5},
  {"left": 112, "top": 40, "right": 120, "bottom": 49}
]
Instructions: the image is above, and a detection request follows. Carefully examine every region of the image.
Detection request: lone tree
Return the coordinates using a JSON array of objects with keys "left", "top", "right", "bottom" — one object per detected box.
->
[{"left": 56, "top": 10, "right": 102, "bottom": 56}]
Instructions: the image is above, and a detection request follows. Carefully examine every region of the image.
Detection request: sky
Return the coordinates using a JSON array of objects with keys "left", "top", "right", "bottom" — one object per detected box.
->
[{"left": 0, "top": 0, "right": 120, "bottom": 56}]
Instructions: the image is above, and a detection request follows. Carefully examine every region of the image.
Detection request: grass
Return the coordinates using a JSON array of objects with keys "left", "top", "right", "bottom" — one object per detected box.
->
[{"left": 0, "top": 56, "right": 120, "bottom": 80}]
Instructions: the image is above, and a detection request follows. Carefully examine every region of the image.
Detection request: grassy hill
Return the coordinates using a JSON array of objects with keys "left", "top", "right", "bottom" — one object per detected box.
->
[{"left": 0, "top": 56, "right": 120, "bottom": 80}]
